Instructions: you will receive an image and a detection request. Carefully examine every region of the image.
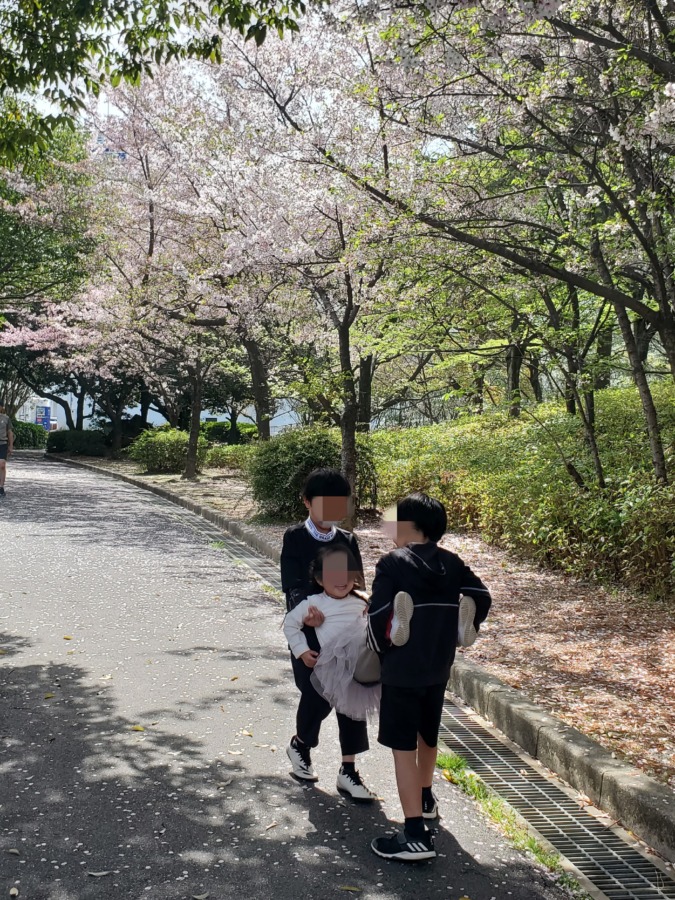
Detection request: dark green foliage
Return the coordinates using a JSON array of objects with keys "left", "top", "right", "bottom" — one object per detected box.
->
[
  {"left": 201, "top": 421, "right": 258, "bottom": 445},
  {"left": 11, "top": 420, "right": 47, "bottom": 449},
  {"left": 46, "top": 429, "right": 107, "bottom": 456},
  {"left": 247, "top": 426, "right": 377, "bottom": 520},
  {"left": 128, "top": 428, "right": 208, "bottom": 473},
  {"left": 372, "top": 385, "right": 675, "bottom": 601}
]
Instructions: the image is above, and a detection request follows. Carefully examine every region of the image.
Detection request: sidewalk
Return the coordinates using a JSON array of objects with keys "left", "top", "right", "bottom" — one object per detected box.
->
[
  {"left": 34, "top": 464, "right": 675, "bottom": 862},
  {"left": 42, "top": 455, "right": 675, "bottom": 786},
  {"left": 2, "top": 457, "right": 578, "bottom": 900}
]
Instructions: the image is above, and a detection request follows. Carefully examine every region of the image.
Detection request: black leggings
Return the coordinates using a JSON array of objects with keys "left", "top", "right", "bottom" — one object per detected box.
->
[{"left": 291, "top": 653, "right": 369, "bottom": 756}]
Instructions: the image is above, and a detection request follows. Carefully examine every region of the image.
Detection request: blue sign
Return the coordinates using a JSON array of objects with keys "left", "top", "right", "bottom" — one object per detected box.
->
[{"left": 35, "top": 405, "right": 51, "bottom": 431}]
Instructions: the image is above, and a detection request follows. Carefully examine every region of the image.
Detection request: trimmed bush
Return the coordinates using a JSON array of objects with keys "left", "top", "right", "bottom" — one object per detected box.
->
[
  {"left": 206, "top": 444, "right": 254, "bottom": 471},
  {"left": 46, "top": 429, "right": 107, "bottom": 456},
  {"left": 12, "top": 420, "right": 48, "bottom": 449},
  {"left": 201, "top": 421, "right": 258, "bottom": 445},
  {"left": 370, "top": 383, "right": 675, "bottom": 601},
  {"left": 247, "top": 427, "right": 377, "bottom": 520},
  {"left": 128, "top": 429, "right": 208, "bottom": 473}
]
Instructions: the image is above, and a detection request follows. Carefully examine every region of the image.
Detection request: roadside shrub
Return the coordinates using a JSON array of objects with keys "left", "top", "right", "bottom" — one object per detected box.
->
[
  {"left": 246, "top": 427, "right": 376, "bottom": 520},
  {"left": 206, "top": 444, "right": 254, "bottom": 471},
  {"left": 128, "top": 429, "right": 208, "bottom": 473},
  {"left": 46, "top": 429, "right": 107, "bottom": 456},
  {"left": 201, "top": 421, "right": 258, "bottom": 444},
  {"left": 370, "top": 384, "right": 675, "bottom": 601},
  {"left": 12, "top": 420, "right": 48, "bottom": 449}
]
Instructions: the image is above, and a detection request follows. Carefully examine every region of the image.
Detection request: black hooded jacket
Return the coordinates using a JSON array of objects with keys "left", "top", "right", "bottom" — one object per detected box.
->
[{"left": 367, "top": 542, "right": 491, "bottom": 687}]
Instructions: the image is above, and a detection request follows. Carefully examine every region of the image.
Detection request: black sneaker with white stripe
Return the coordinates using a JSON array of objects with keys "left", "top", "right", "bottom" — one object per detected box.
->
[{"left": 371, "top": 828, "right": 436, "bottom": 861}]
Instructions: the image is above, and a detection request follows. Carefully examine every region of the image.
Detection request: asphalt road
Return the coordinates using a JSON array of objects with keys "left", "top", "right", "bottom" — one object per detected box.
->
[{"left": 1, "top": 458, "right": 574, "bottom": 900}]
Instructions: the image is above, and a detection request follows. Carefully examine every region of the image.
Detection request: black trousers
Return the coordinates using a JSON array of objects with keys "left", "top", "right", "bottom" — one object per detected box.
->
[{"left": 291, "top": 653, "right": 369, "bottom": 756}]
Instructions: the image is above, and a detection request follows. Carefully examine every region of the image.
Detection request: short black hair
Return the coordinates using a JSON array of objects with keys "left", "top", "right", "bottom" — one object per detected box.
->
[
  {"left": 302, "top": 468, "right": 351, "bottom": 501},
  {"left": 310, "top": 545, "right": 360, "bottom": 583},
  {"left": 397, "top": 492, "right": 447, "bottom": 542}
]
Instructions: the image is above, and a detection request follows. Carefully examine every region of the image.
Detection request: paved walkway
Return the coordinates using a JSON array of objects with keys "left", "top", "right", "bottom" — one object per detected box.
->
[{"left": 1, "top": 459, "right": 573, "bottom": 900}]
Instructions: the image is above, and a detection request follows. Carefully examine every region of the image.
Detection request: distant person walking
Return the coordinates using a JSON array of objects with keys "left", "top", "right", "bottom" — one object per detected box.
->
[{"left": 0, "top": 403, "right": 14, "bottom": 497}]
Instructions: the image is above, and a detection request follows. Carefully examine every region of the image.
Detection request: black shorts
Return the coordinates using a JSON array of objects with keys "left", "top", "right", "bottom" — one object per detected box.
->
[
  {"left": 378, "top": 683, "right": 447, "bottom": 751},
  {"left": 0, "top": 444, "right": 8, "bottom": 461}
]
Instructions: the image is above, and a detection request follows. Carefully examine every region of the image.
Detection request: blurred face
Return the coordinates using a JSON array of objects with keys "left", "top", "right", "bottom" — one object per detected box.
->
[
  {"left": 316, "top": 552, "right": 356, "bottom": 599},
  {"left": 381, "top": 505, "right": 427, "bottom": 548},
  {"left": 303, "top": 495, "right": 350, "bottom": 529}
]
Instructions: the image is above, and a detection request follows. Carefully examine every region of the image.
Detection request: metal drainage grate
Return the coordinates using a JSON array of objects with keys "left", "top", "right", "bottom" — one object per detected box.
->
[{"left": 441, "top": 704, "right": 675, "bottom": 900}]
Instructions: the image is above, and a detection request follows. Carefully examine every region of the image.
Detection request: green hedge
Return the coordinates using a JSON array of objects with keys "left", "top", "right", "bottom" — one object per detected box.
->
[
  {"left": 128, "top": 429, "right": 208, "bottom": 473},
  {"left": 12, "top": 420, "right": 48, "bottom": 449},
  {"left": 46, "top": 429, "right": 107, "bottom": 456},
  {"left": 370, "top": 383, "right": 675, "bottom": 601},
  {"left": 201, "top": 421, "right": 258, "bottom": 444},
  {"left": 247, "top": 427, "right": 377, "bottom": 520},
  {"left": 206, "top": 444, "right": 254, "bottom": 470}
]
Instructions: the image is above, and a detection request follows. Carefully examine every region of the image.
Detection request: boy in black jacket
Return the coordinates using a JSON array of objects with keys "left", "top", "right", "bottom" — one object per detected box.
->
[
  {"left": 367, "top": 493, "right": 491, "bottom": 861},
  {"left": 280, "top": 468, "right": 375, "bottom": 801}
]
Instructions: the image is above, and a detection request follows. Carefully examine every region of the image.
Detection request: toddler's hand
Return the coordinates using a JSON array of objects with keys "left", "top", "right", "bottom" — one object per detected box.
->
[
  {"left": 303, "top": 606, "right": 325, "bottom": 627},
  {"left": 300, "top": 650, "right": 320, "bottom": 668}
]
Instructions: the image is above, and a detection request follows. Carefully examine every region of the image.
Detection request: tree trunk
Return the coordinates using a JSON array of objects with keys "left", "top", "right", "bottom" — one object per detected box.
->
[
  {"left": 357, "top": 354, "right": 374, "bottom": 432},
  {"left": 139, "top": 388, "right": 152, "bottom": 426},
  {"left": 505, "top": 343, "right": 524, "bottom": 417},
  {"left": 46, "top": 392, "right": 76, "bottom": 430},
  {"left": 470, "top": 365, "right": 484, "bottom": 413},
  {"left": 527, "top": 354, "right": 543, "bottom": 403},
  {"left": 177, "top": 401, "right": 191, "bottom": 432},
  {"left": 184, "top": 372, "right": 203, "bottom": 480},
  {"left": 594, "top": 323, "right": 614, "bottom": 390},
  {"left": 337, "top": 316, "right": 358, "bottom": 529},
  {"left": 75, "top": 385, "right": 87, "bottom": 430},
  {"left": 228, "top": 407, "right": 241, "bottom": 444},
  {"left": 615, "top": 303, "right": 668, "bottom": 482},
  {"left": 242, "top": 336, "right": 272, "bottom": 441}
]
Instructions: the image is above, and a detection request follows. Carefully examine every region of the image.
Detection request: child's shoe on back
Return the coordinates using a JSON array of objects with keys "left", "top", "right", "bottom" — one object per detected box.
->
[
  {"left": 389, "top": 591, "right": 414, "bottom": 646},
  {"left": 457, "top": 594, "right": 478, "bottom": 647}
]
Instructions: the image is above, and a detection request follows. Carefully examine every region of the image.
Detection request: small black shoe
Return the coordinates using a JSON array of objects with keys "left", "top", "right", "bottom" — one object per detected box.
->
[
  {"left": 422, "top": 791, "right": 439, "bottom": 819},
  {"left": 0, "top": 487, "right": 5, "bottom": 497},
  {"left": 371, "top": 828, "right": 436, "bottom": 861}
]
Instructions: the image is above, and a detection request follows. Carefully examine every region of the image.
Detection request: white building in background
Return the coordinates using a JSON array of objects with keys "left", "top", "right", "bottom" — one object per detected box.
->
[
  {"left": 15, "top": 389, "right": 299, "bottom": 434},
  {"left": 16, "top": 394, "right": 59, "bottom": 431}
]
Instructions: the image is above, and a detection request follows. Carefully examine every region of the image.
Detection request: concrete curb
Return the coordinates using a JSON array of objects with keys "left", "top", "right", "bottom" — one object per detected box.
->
[
  {"left": 45, "top": 453, "right": 675, "bottom": 864},
  {"left": 449, "top": 658, "right": 675, "bottom": 864}
]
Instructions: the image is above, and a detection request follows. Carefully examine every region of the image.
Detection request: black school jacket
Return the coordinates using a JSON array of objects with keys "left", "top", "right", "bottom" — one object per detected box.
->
[
  {"left": 367, "top": 542, "right": 491, "bottom": 688},
  {"left": 280, "top": 523, "right": 364, "bottom": 611}
]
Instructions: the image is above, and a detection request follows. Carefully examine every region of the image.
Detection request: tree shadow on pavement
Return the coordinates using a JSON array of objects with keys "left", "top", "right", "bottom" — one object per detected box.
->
[{"left": 1, "top": 651, "right": 573, "bottom": 900}]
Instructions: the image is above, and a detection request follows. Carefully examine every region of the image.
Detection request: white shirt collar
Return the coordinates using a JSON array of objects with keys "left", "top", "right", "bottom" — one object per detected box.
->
[{"left": 304, "top": 517, "right": 337, "bottom": 542}]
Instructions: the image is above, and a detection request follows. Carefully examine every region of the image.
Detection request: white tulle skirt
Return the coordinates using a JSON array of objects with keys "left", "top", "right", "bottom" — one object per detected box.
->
[{"left": 310, "top": 618, "right": 381, "bottom": 722}]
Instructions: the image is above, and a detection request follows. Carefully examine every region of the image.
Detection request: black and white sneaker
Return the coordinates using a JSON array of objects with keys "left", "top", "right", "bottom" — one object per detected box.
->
[
  {"left": 457, "top": 594, "right": 478, "bottom": 647},
  {"left": 371, "top": 828, "right": 436, "bottom": 861},
  {"left": 389, "top": 591, "right": 414, "bottom": 646},
  {"left": 336, "top": 766, "right": 376, "bottom": 802},
  {"left": 422, "top": 791, "right": 439, "bottom": 819},
  {"left": 286, "top": 737, "right": 318, "bottom": 781}
]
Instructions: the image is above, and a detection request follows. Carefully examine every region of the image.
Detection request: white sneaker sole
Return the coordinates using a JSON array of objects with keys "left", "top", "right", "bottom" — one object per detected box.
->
[
  {"left": 390, "top": 591, "right": 414, "bottom": 646},
  {"left": 457, "top": 595, "right": 478, "bottom": 647},
  {"left": 423, "top": 803, "right": 439, "bottom": 820}
]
